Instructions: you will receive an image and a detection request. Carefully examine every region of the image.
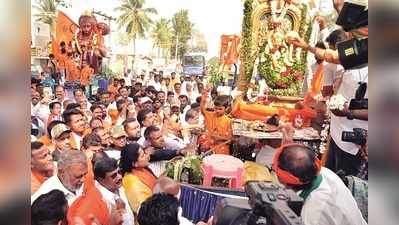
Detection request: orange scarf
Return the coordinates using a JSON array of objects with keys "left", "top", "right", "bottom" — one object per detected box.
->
[
  {"left": 304, "top": 63, "right": 324, "bottom": 104},
  {"left": 31, "top": 170, "right": 50, "bottom": 194},
  {"left": 132, "top": 168, "right": 157, "bottom": 190},
  {"left": 67, "top": 186, "right": 110, "bottom": 225}
]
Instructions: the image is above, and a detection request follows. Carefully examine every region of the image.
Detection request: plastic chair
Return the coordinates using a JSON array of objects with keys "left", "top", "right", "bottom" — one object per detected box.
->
[{"left": 202, "top": 154, "right": 244, "bottom": 189}]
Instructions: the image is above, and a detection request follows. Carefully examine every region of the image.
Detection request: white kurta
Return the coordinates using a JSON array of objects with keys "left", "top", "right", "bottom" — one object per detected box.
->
[
  {"left": 300, "top": 168, "right": 367, "bottom": 225},
  {"left": 31, "top": 175, "right": 83, "bottom": 206},
  {"left": 330, "top": 66, "right": 368, "bottom": 155},
  {"left": 95, "top": 181, "right": 135, "bottom": 225}
]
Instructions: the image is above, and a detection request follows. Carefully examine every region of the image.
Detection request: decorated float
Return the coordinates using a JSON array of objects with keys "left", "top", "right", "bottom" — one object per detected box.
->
[{"left": 232, "top": 0, "right": 318, "bottom": 127}]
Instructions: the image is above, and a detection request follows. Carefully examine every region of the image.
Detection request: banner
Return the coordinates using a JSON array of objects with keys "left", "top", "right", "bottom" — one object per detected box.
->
[{"left": 219, "top": 35, "right": 240, "bottom": 65}]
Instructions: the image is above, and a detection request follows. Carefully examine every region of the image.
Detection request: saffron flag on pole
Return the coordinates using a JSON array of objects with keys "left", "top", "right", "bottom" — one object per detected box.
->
[{"left": 55, "top": 11, "right": 78, "bottom": 46}]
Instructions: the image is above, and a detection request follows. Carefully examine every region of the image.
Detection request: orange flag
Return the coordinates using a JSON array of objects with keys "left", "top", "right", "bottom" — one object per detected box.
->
[
  {"left": 56, "top": 11, "right": 78, "bottom": 46},
  {"left": 220, "top": 35, "right": 240, "bottom": 65},
  {"left": 304, "top": 63, "right": 324, "bottom": 104}
]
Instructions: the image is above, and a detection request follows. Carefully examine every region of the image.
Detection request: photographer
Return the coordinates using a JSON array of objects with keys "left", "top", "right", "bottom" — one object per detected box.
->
[
  {"left": 272, "top": 143, "right": 367, "bottom": 225},
  {"left": 325, "top": 62, "right": 368, "bottom": 176}
]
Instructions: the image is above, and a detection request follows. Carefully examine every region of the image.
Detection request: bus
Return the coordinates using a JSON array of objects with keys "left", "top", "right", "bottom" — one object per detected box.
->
[{"left": 182, "top": 53, "right": 206, "bottom": 77}]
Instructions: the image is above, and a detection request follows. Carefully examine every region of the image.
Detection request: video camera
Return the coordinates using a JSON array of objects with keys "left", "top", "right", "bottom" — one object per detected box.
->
[
  {"left": 349, "top": 82, "right": 368, "bottom": 110},
  {"left": 342, "top": 128, "right": 367, "bottom": 146},
  {"left": 335, "top": 0, "right": 368, "bottom": 70},
  {"left": 213, "top": 182, "right": 304, "bottom": 225}
]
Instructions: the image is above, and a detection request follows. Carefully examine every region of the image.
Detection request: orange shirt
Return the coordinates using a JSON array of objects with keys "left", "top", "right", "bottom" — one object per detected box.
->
[
  {"left": 203, "top": 111, "right": 232, "bottom": 155},
  {"left": 80, "top": 66, "right": 94, "bottom": 86},
  {"left": 65, "top": 59, "right": 80, "bottom": 81}
]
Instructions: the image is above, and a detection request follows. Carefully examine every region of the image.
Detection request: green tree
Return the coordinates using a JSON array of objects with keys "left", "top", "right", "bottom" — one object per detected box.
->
[
  {"left": 33, "top": 0, "right": 70, "bottom": 35},
  {"left": 170, "top": 9, "right": 193, "bottom": 61},
  {"left": 151, "top": 18, "right": 173, "bottom": 59},
  {"left": 115, "top": 0, "right": 157, "bottom": 55}
]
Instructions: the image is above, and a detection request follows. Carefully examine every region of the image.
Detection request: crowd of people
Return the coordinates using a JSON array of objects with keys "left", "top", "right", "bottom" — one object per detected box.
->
[
  {"left": 31, "top": 2, "right": 368, "bottom": 225},
  {"left": 31, "top": 65, "right": 228, "bottom": 225}
]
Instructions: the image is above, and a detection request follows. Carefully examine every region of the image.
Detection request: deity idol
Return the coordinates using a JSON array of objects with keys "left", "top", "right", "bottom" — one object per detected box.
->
[{"left": 73, "top": 12, "right": 107, "bottom": 73}]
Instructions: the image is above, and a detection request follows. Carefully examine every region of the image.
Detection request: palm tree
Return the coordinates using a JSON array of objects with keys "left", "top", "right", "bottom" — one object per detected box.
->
[
  {"left": 33, "top": 0, "right": 58, "bottom": 35},
  {"left": 151, "top": 18, "right": 173, "bottom": 59},
  {"left": 115, "top": 0, "right": 157, "bottom": 55}
]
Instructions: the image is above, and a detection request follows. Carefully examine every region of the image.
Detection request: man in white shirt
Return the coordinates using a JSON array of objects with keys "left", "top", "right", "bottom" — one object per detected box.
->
[
  {"left": 326, "top": 66, "right": 368, "bottom": 176},
  {"left": 52, "top": 85, "right": 69, "bottom": 112},
  {"left": 31, "top": 150, "right": 88, "bottom": 206},
  {"left": 124, "top": 69, "right": 133, "bottom": 87},
  {"left": 31, "top": 90, "right": 50, "bottom": 124},
  {"left": 273, "top": 144, "right": 367, "bottom": 225},
  {"left": 148, "top": 73, "right": 162, "bottom": 91},
  {"left": 93, "top": 157, "right": 134, "bottom": 225}
]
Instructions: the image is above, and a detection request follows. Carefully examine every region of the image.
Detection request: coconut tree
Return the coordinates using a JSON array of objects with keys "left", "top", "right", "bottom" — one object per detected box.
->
[
  {"left": 33, "top": 0, "right": 58, "bottom": 35},
  {"left": 115, "top": 0, "right": 157, "bottom": 55},
  {"left": 151, "top": 18, "right": 173, "bottom": 59}
]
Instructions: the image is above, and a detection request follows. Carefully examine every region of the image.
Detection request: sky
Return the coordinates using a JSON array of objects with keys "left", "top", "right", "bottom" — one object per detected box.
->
[
  {"left": 33, "top": 0, "right": 244, "bottom": 59},
  {"left": 32, "top": 0, "right": 334, "bottom": 59}
]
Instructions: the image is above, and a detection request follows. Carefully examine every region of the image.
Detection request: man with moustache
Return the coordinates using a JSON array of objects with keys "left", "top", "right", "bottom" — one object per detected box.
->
[
  {"left": 31, "top": 142, "right": 55, "bottom": 195},
  {"left": 31, "top": 150, "right": 88, "bottom": 206},
  {"left": 123, "top": 118, "right": 141, "bottom": 144},
  {"left": 94, "top": 157, "right": 134, "bottom": 225}
]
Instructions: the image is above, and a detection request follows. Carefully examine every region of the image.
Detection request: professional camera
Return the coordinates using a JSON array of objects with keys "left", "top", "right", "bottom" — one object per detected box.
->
[
  {"left": 213, "top": 182, "right": 304, "bottom": 225},
  {"left": 335, "top": 0, "right": 368, "bottom": 70},
  {"left": 341, "top": 128, "right": 367, "bottom": 146},
  {"left": 349, "top": 82, "right": 368, "bottom": 110}
]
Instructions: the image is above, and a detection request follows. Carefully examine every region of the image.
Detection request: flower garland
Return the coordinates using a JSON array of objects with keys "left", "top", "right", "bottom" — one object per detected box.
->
[
  {"left": 242, "top": 0, "right": 255, "bottom": 84},
  {"left": 319, "top": 118, "right": 330, "bottom": 154}
]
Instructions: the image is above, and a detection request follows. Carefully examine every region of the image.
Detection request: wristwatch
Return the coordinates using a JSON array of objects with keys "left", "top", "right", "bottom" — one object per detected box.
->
[{"left": 346, "top": 110, "right": 355, "bottom": 120}]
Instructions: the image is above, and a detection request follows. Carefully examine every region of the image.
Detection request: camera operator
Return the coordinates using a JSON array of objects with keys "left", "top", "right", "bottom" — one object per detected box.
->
[
  {"left": 324, "top": 38, "right": 368, "bottom": 177},
  {"left": 272, "top": 142, "right": 367, "bottom": 225}
]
